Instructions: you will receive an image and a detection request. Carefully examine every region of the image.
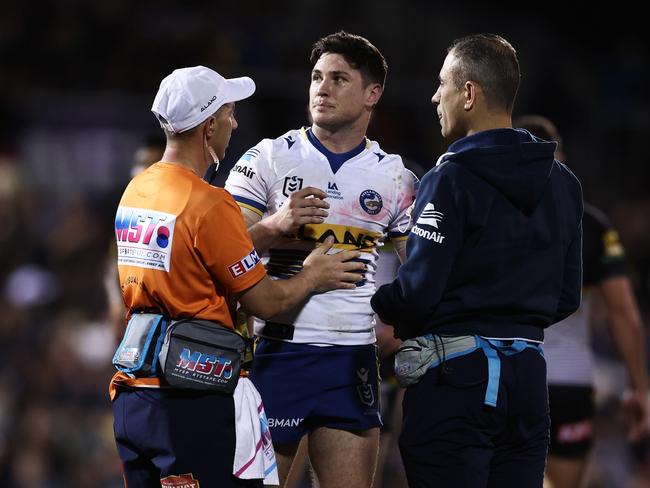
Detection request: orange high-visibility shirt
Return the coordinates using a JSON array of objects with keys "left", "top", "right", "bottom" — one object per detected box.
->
[{"left": 110, "top": 162, "right": 265, "bottom": 398}]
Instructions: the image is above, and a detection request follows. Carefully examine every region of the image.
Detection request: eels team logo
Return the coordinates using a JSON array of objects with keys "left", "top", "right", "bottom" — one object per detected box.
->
[{"left": 359, "top": 189, "right": 383, "bottom": 215}]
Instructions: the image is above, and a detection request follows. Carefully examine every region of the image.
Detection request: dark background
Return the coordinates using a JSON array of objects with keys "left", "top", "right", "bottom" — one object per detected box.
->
[{"left": 0, "top": 1, "right": 648, "bottom": 486}]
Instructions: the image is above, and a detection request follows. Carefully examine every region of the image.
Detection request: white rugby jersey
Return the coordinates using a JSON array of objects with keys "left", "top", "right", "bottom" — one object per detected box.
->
[{"left": 225, "top": 127, "right": 417, "bottom": 345}]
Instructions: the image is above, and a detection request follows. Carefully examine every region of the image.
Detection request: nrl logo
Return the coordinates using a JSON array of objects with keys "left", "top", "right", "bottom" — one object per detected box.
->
[{"left": 282, "top": 175, "right": 304, "bottom": 197}]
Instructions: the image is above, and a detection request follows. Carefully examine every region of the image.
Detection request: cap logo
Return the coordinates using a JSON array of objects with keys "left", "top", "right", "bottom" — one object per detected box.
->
[{"left": 200, "top": 95, "right": 217, "bottom": 112}]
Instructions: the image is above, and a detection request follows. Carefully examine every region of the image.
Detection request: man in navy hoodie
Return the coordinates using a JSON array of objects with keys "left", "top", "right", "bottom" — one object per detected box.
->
[{"left": 371, "top": 34, "right": 583, "bottom": 487}]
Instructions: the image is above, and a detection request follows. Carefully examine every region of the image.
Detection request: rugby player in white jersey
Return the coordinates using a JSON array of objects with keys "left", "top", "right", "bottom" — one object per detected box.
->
[{"left": 226, "top": 31, "right": 417, "bottom": 488}]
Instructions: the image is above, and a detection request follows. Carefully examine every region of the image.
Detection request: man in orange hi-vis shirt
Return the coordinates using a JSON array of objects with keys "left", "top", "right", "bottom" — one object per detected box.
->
[{"left": 110, "top": 66, "right": 364, "bottom": 488}]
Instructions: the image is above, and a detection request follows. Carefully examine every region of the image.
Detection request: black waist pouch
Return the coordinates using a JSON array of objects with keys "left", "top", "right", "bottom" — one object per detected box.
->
[{"left": 158, "top": 319, "right": 248, "bottom": 393}]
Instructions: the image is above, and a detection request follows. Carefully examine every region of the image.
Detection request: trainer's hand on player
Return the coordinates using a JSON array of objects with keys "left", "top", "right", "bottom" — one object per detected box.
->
[
  {"left": 268, "top": 186, "right": 329, "bottom": 234},
  {"left": 303, "top": 236, "right": 365, "bottom": 292}
]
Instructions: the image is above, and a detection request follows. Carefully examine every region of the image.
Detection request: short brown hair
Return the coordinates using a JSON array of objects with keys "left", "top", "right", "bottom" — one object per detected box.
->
[{"left": 310, "top": 31, "right": 387, "bottom": 88}]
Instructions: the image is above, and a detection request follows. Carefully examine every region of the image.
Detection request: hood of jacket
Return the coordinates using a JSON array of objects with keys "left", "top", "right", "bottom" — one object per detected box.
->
[{"left": 443, "top": 128, "right": 557, "bottom": 213}]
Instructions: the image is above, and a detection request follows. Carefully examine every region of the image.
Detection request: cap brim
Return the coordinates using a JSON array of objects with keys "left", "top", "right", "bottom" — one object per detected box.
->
[{"left": 222, "top": 77, "right": 256, "bottom": 104}]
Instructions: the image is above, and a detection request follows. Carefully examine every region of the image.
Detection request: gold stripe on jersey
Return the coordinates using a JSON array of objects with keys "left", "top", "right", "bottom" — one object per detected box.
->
[
  {"left": 236, "top": 201, "right": 265, "bottom": 217},
  {"left": 390, "top": 235, "right": 409, "bottom": 242},
  {"left": 286, "top": 223, "right": 383, "bottom": 252}
]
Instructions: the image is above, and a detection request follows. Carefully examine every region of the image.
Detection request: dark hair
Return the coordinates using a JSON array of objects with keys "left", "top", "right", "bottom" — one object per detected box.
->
[
  {"left": 310, "top": 31, "right": 387, "bottom": 87},
  {"left": 448, "top": 33, "right": 520, "bottom": 112},
  {"left": 513, "top": 114, "right": 563, "bottom": 152}
]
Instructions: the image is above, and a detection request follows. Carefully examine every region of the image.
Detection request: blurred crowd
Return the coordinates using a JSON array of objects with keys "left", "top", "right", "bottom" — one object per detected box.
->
[
  {"left": 0, "top": 1, "right": 649, "bottom": 486},
  {"left": 0, "top": 160, "right": 123, "bottom": 486}
]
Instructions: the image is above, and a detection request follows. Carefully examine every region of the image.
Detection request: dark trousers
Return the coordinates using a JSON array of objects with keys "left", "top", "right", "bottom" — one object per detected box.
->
[
  {"left": 399, "top": 348, "right": 549, "bottom": 488},
  {"left": 113, "top": 388, "right": 263, "bottom": 488}
]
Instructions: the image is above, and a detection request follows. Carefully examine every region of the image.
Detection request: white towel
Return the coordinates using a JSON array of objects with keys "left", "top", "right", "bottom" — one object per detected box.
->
[{"left": 233, "top": 377, "right": 279, "bottom": 485}]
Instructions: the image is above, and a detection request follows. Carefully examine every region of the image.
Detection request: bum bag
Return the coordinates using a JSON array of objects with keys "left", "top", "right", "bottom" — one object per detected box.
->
[
  {"left": 394, "top": 334, "right": 543, "bottom": 407},
  {"left": 157, "top": 318, "right": 248, "bottom": 394},
  {"left": 112, "top": 313, "right": 167, "bottom": 377},
  {"left": 112, "top": 313, "right": 248, "bottom": 394}
]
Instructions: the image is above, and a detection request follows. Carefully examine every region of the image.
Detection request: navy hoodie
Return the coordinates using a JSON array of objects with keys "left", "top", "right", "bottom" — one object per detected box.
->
[{"left": 371, "top": 128, "right": 583, "bottom": 341}]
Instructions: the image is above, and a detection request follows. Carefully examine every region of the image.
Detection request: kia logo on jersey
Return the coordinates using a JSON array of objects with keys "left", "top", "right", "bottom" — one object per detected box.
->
[{"left": 115, "top": 206, "right": 177, "bottom": 272}]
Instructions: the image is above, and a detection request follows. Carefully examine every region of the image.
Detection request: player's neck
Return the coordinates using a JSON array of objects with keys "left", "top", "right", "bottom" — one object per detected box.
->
[{"left": 311, "top": 123, "right": 367, "bottom": 154}]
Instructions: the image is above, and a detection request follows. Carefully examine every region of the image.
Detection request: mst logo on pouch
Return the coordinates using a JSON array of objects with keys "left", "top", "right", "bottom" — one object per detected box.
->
[
  {"left": 228, "top": 249, "right": 261, "bottom": 278},
  {"left": 115, "top": 206, "right": 176, "bottom": 271},
  {"left": 174, "top": 348, "right": 233, "bottom": 382},
  {"left": 282, "top": 175, "right": 304, "bottom": 197},
  {"left": 359, "top": 189, "right": 383, "bottom": 215}
]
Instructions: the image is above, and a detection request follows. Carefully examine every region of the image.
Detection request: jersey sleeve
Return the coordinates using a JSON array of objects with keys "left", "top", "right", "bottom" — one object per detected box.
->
[
  {"left": 388, "top": 163, "right": 419, "bottom": 242},
  {"left": 195, "top": 193, "right": 266, "bottom": 294},
  {"left": 224, "top": 142, "right": 271, "bottom": 217},
  {"left": 583, "top": 205, "right": 627, "bottom": 284}
]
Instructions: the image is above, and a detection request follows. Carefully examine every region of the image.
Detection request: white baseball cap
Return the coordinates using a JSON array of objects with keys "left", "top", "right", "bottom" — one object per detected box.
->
[{"left": 151, "top": 66, "right": 256, "bottom": 134}]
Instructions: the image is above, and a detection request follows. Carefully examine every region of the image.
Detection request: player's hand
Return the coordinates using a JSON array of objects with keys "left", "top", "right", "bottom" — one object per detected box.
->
[
  {"left": 622, "top": 389, "right": 650, "bottom": 442},
  {"left": 303, "top": 236, "right": 365, "bottom": 293},
  {"left": 268, "top": 186, "right": 329, "bottom": 235}
]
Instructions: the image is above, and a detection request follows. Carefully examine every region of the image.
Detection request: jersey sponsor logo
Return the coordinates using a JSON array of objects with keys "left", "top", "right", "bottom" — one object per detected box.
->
[
  {"left": 160, "top": 473, "right": 199, "bottom": 488},
  {"left": 282, "top": 175, "right": 304, "bottom": 196},
  {"left": 267, "top": 417, "right": 304, "bottom": 428},
  {"left": 228, "top": 249, "right": 261, "bottom": 278},
  {"left": 326, "top": 181, "right": 343, "bottom": 200},
  {"left": 175, "top": 348, "right": 233, "bottom": 381},
  {"left": 115, "top": 206, "right": 176, "bottom": 272},
  {"left": 411, "top": 225, "right": 445, "bottom": 243},
  {"left": 416, "top": 202, "right": 444, "bottom": 228},
  {"left": 294, "top": 223, "right": 382, "bottom": 251},
  {"left": 359, "top": 189, "right": 383, "bottom": 215},
  {"left": 231, "top": 164, "right": 256, "bottom": 179}
]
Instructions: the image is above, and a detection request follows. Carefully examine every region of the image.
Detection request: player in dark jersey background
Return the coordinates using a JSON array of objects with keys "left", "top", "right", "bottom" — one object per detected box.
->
[{"left": 515, "top": 115, "right": 650, "bottom": 488}]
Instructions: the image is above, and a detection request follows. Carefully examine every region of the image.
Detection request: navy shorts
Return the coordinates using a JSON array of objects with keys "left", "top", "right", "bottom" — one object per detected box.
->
[
  {"left": 548, "top": 385, "right": 594, "bottom": 458},
  {"left": 249, "top": 339, "right": 382, "bottom": 445},
  {"left": 399, "top": 348, "right": 549, "bottom": 488},
  {"left": 113, "top": 388, "right": 262, "bottom": 488}
]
